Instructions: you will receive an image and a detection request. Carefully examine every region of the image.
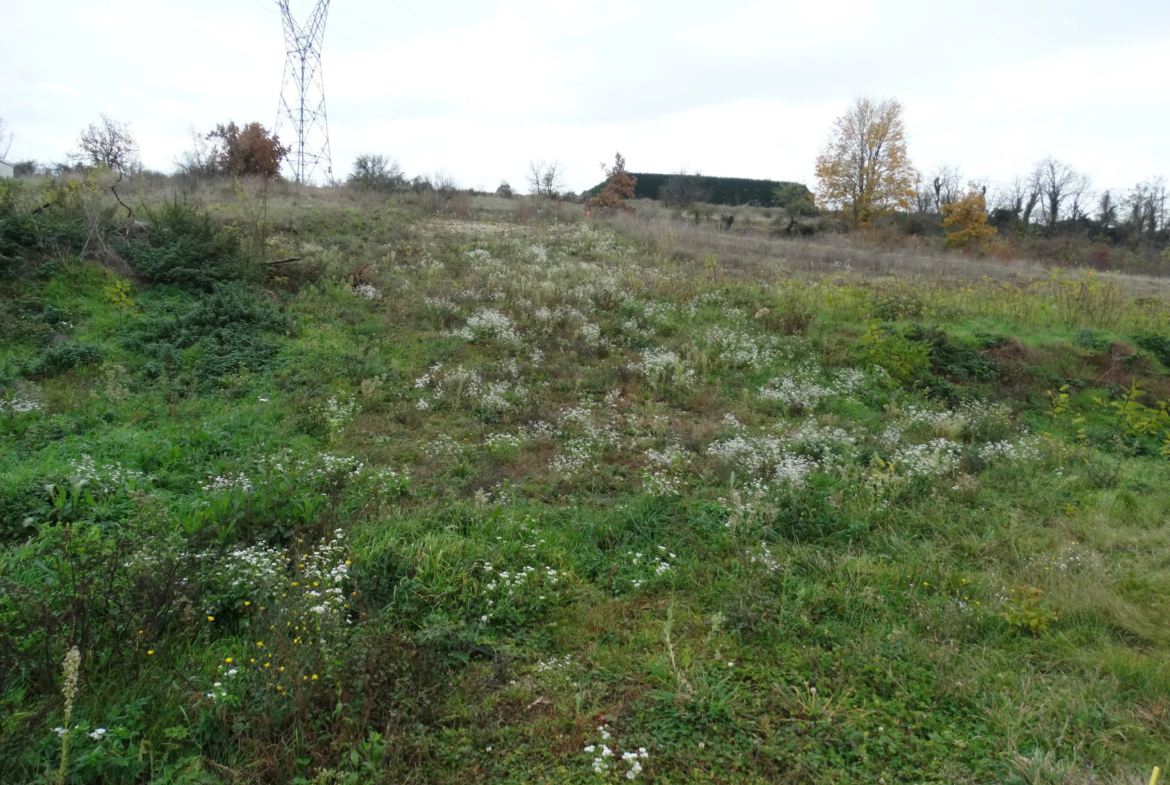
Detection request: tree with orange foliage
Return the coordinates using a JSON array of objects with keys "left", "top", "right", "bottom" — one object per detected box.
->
[
  {"left": 590, "top": 153, "right": 638, "bottom": 212},
  {"left": 941, "top": 189, "right": 997, "bottom": 250},
  {"left": 814, "top": 97, "right": 915, "bottom": 227},
  {"left": 206, "top": 122, "right": 290, "bottom": 180}
]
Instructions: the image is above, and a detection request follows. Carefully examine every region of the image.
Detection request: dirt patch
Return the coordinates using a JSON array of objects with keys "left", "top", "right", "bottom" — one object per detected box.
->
[
  {"left": 987, "top": 338, "right": 1040, "bottom": 365},
  {"left": 1090, "top": 341, "right": 1146, "bottom": 386}
]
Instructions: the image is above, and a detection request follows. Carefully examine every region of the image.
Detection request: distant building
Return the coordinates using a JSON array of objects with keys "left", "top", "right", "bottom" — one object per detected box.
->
[{"left": 0, "top": 160, "right": 12, "bottom": 179}]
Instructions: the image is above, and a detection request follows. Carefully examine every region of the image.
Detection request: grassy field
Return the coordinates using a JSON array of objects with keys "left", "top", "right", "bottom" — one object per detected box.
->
[{"left": 3, "top": 176, "right": 1170, "bottom": 783}]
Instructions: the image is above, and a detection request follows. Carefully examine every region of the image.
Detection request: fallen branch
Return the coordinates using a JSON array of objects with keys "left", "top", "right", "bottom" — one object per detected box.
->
[{"left": 261, "top": 257, "right": 302, "bottom": 267}]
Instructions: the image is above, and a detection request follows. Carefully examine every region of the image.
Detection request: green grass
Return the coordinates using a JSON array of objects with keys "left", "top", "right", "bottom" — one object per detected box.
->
[{"left": 2, "top": 183, "right": 1170, "bottom": 784}]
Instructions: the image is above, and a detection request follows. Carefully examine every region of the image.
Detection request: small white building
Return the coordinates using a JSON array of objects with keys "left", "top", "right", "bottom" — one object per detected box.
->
[{"left": 0, "top": 160, "right": 13, "bottom": 179}]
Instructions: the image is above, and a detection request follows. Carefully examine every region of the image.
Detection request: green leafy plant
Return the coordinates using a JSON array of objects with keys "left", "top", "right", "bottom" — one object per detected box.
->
[
  {"left": 1002, "top": 587, "right": 1058, "bottom": 635},
  {"left": 857, "top": 320, "right": 931, "bottom": 383}
]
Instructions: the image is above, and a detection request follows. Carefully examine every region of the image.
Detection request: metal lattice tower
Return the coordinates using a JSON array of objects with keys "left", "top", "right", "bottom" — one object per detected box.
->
[{"left": 275, "top": 0, "right": 332, "bottom": 184}]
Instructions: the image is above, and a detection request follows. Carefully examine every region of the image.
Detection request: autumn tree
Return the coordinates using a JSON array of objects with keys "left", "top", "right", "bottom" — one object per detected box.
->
[
  {"left": 73, "top": 114, "right": 140, "bottom": 172},
  {"left": 814, "top": 97, "right": 915, "bottom": 227},
  {"left": 206, "top": 122, "right": 289, "bottom": 179},
  {"left": 940, "top": 189, "right": 996, "bottom": 250},
  {"left": 590, "top": 152, "right": 638, "bottom": 212}
]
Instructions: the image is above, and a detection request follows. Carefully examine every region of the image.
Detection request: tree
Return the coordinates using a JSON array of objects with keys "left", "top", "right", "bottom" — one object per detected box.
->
[
  {"left": 814, "top": 97, "right": 916, "bottom": 226},
  {"left": 206, "top": 122, "right": 289, "bottom": 179},
  {"left": 940, "top": 189, "right": 997, "bottom": 250},
  {"left": 347, "top": 154, "right": 406, "bottom": 192},
  {"left": 526, "top": 159, "right": 564, "bottom": 199},
  {"left": 1097, "top": 191, "right": 1118, "bottom": 229},
  {"left": 589, "top": 152, "right": 637, "bottom": 212},
  {"left": 0, "top": 118, "right": 12, "bottom": 161},
  {"left": 659, "top": 170, "right": 709, "bottom": 208},
  {"left": 1030, "top": 157, "right": 1091, "bottom": 229},
  {"left": 496, "top": 181, "right": 514, "bottom": 198},
  {"left": 930, "top": 164, "right": 964, "bottom": 212},
  {"left": 1124, "top": 178, "right": 1167, "bottom": 235},
  {"left": 74, "top": 114, "right": 140, "bottom": 172}
]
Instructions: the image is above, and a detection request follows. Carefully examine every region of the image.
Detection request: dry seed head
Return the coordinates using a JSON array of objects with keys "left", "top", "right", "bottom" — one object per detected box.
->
[{"left": 61, "top": 646, "right": 81, "bottom": 724}]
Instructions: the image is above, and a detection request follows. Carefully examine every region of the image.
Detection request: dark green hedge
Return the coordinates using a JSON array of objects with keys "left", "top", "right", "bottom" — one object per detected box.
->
[{"left": 588, "top": 173, "right": 811, "bottom": 207}]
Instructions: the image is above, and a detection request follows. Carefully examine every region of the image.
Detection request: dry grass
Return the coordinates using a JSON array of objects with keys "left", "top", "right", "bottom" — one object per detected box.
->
[{"left": 607, "top": 202, "right": 1170, "bottom": 299}]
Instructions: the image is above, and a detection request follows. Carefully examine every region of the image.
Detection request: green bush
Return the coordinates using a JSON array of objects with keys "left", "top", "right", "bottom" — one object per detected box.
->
[
  {"left": 128, "top": 284, "right": 288, "bottom": 385},
  {"left": 856, "top": 321, "right": 932, "bottom": 383},
  {"left": 1073, "top": 328, "right": 1112, "bottom": 353},
  {"left": 125, "top": 200, "right": 251, "bottom": 291},
  {"left": 905, "top": 325, "right": 999, "bottom": 381},
  {"left": 1133, "top": 331, "right": 1170, "bottom": 367},
  {"left": 31, "top": 340, "right": 104, "bottom": 376}
]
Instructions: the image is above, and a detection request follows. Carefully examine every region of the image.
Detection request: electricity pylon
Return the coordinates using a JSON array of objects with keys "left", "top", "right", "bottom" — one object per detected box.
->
[{"left": 275, "top": 0, "right": 332, "bottom": 184}]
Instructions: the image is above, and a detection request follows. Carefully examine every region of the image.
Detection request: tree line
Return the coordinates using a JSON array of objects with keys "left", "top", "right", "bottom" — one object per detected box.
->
[{"left": 813, "top": 96, "right": 1167, "bottom": 252}]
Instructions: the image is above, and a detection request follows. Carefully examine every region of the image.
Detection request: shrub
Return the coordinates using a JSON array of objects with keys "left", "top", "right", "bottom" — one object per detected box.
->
[
  {"left": 1133, "top": 331, "right": 1170, "bottom": 368},
  {"left": 856, "top": 321, "right": 931, "bottom": 383},
  {"left": 125, "top": 200, "right": 251, "bottom": 291},
  {"left": 1073, "top": 328, "right": 1112, "bottom": 353},
  {"left": 904, "top": 325, "right": 998, "bottom": 380},
  {"left": 129, "top": 284, "right": 288, "bottom": 385},
  {"left": 31, "top": 341, "right": 104, "bottom": 377}
]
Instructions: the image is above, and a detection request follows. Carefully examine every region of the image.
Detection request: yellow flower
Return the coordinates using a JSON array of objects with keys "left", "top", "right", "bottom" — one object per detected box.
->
[
  {"left": 244, "top": 601, "right": 251, "bottom": 607},
  {"left": 256, "top": 641, "right": 264, "bottom": 648},
  {"left": 279, "top": 666, "right": 285, "bottom": 671},
  {"left": 147, "top": 650, "right": 155, "bottom": 656},
  {"left": 225, "top": 658, "right": 232, "bottom": 663},
  {"left": 311, "top": 674, "right": 318, "bottom": 680},
  {"left": 207, "top": 616, "right": 215, "bottom": 622}
]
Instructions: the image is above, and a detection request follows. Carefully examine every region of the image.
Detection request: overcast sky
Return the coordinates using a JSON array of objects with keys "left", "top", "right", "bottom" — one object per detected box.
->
[{"left": 3, "top": 0, "right": 1169, "bottom": 195}]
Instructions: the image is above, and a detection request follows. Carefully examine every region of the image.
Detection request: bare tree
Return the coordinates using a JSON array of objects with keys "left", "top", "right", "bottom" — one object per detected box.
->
[
  {"left": 0, "top": 117, "right": 12, "bottom": 161},
  {"left": 74, "top": 114, "right": 140, "bottom": 172},
  {"left": 1097, "top": 190, "right": 1118, "bottom": 229},
  {"left": 1124, "top": 178, "right": 1167, "bottom": 235},
  {"left": 912, "top": 172, "right": 934, "bottom": 214},
  {"left": 930, "top": 164, "right": 964, "bottom": 212},
  {"left": 174, "top": 125, "right": 215, "bottom": 177},
  {"left": 1030, "top": 157, "right": 1090, "bottom": 229},
  {"left": 660, "top": 169, "right": 709, "bottom": 208},
  {"left": 527, "top": 159, "right": 564, "bottom": 199}
]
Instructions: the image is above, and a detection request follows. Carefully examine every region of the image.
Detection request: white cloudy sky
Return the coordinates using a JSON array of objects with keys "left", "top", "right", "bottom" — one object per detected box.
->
[{"left": 3, "top": 0, "right": 1169, "bottom": 194}]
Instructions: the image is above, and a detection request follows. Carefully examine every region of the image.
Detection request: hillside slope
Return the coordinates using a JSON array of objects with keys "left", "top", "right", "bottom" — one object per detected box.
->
[{"left": 3, "top": 180, "right": 1170, "bottom": 783}]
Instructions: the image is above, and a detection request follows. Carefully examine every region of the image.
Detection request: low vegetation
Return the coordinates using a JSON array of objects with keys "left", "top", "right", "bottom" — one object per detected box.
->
[{"left": 2, "top": 171, "right": 1170, "bottom": 784}]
